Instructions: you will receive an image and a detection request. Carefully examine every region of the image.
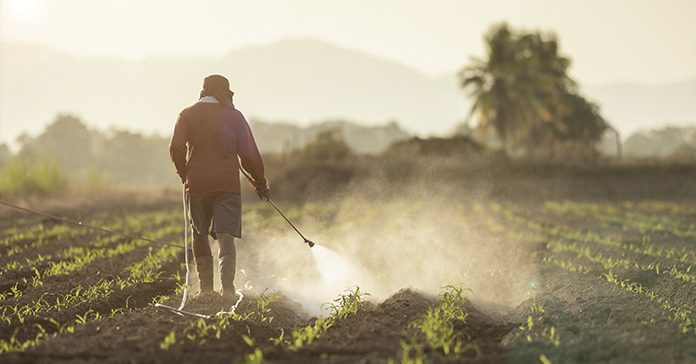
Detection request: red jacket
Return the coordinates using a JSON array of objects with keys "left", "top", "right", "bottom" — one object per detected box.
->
[{"left": 169, "top": 102, "right": 265, "bottom": 196}]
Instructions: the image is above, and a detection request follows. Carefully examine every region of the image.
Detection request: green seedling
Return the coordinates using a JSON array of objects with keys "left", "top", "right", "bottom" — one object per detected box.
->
[{"left": 397, "top": 286, "right": 479, "bottom": 363}]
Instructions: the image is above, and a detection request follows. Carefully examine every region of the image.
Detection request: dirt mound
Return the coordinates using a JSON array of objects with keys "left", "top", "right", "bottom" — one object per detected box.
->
[
  {"left": 460, "top": 301, "right": 517, "bottom": 363},
  {"left": 275, "top": 289, "right": 517, "bottom": 364},
  {"left": 277, "top": 289, "right": 436, "bottom": 363}
]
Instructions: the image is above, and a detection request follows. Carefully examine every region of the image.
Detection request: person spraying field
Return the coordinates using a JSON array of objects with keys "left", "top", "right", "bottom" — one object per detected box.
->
[{"left": 169, "top": 74, "right": 270, "bottom": 307}]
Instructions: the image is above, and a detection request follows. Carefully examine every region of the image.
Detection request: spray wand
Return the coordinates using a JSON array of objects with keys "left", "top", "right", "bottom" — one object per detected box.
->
[{"left": 239, "top": 167, "right": 315, "bottom": 248}]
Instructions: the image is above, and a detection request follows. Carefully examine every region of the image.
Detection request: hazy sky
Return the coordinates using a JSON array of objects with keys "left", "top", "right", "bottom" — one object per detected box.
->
[{"left": 1, "top": 0, "right": 694, "bottom": 85}]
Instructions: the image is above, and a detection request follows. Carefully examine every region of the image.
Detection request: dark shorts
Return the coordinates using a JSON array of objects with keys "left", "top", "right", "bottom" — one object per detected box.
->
[{"left": 188, "top": 192, "right": 242, "bottom": 239}]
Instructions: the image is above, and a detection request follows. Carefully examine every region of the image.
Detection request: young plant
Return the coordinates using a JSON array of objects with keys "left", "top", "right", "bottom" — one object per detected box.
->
[{"left": 397, "top": 286, "right": 479, "bottom": 362}]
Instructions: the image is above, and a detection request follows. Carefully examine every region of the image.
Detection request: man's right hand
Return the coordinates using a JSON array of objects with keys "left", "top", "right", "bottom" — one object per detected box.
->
[{"left": 254, "top": 179, "right": 270, "bottom": 200}]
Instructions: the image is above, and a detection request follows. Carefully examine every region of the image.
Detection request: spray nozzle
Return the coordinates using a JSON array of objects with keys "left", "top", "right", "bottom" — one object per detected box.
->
[{"left": 239, "top": 168, "right": 317, "bottom": 250}]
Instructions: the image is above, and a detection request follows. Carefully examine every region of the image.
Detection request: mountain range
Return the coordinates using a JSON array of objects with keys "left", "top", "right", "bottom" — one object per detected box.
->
[{"left": 0, "top": 38, "right": 694, "bottom": 147}]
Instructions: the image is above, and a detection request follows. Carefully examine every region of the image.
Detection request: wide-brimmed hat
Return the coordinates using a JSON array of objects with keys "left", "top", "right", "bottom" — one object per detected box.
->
[{"left": 200, "top": 74, "right": 234, "bottom": 107}]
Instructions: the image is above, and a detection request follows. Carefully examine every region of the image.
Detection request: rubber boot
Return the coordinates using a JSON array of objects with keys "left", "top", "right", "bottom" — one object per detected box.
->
[
  {"left": 218, "top": 233, "right": 238, "bottom": 307},
  {"left": 195, "top": 255, "right": 214, "bottom": 295}
]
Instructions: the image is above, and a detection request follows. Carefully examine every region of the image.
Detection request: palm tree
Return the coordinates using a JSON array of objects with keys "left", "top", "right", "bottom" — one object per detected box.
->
[
  {"left": 459, "top": 23, "right": 576, "bottom": 154},
  {"left": 459, "top": 24, "right": 519, "bottom": 151}
]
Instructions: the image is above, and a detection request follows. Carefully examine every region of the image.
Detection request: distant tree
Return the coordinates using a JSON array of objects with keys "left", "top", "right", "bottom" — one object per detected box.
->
[
  {"left": 527, "top": 91, "right": 609, "bottom": 152},
  {"left": 99, "top": 129, "right": 172, "bottom": 184},
  {"left": 250, "top": 118, "right": 410, "bottom": 155},
  {"left": 624, "top": 126, "right": 696, "bottom": 158},
  {"left": 673, "top": 141, "right": 696, "bottom": 160},
  {"left": 13, "top": 113, "right": 178, "bottom": 186},
  {"left": 559, "top": 93, "right": 610, "bottom": 146},
  {"left": 459, "top": 23, "right": 608, "bottom": 157},
  {"left": 17, "top": 114, "right": 100, "bottom": 173},
  {"left": 297, "top": 128, "right": 351, "bottom": 162},
  {"left": 0, "top": 144, "right": 10, "bottom": 167}
]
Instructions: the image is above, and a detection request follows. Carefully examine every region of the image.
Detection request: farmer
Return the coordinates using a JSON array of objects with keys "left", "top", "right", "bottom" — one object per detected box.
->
[{"left": 169, "top": 74, "right": 269, "bottom": 306}]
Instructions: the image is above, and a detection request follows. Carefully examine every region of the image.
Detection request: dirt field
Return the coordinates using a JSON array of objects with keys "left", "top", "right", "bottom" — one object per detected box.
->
[{"left": 1, "top": 189, "right": 696, "bottom": 363}]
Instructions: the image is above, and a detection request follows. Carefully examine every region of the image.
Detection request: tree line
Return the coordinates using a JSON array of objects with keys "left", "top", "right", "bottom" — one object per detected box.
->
[{"left": 5, "top": 114, "right": 176, "bottom": 187}]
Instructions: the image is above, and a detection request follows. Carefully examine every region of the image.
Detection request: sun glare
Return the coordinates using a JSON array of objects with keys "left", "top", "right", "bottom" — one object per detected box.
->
[{"left": 4, "top": 0, "right": 41, "bottom": 22}]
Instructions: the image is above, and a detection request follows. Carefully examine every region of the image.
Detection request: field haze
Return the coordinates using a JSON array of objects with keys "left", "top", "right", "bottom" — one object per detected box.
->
[{"left": 1, "top": 39, "right": 694, "bottom": 148}]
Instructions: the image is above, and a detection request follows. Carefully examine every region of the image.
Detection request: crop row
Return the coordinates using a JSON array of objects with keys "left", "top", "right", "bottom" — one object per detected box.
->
[
  {"left": 0, "top": 209, "right": 119, "bottom": 247},
  {"left": 487, "top": 201, "right": 696, "bottom": 287},
  {"left": 543, "top": 201, "right": 696, "bottom": 241},
  {"left": 1, "top": 224, "right": 76, "bottom": 257},
  {"left": 602, "top": 271, "right": 695, "bottom": 335},
  {"left": 479, "top": 202, "right": 696, "bottom": 336},
  {"left": 0, "top": 210, "right": 179, "bottom": 277},
  {"left": 0, "top": 234, "right": 128, "bottom": 281},
  {"left": 490, "top": 202, "right": 696, "bottom": 268},
  {"left": 0, "top": 223, "right": 181, "bottom": 302},
  {"left": 0, "top": 238, "right": 183, "bottom": 353},
  {"left": 539, "top": 253, "right": 592, "bottom": 274},
  {"left": 1, "top": 226, "right": 181, "bottom": 326},
  {"left": 0, "top": 209, "right": 179, "bottom": 262},
  {"left": 619, "top": 201, "right": 696, "bottom": 216},
  {"left": 547, "top": 239, "right": 696, "bottom": 284}
]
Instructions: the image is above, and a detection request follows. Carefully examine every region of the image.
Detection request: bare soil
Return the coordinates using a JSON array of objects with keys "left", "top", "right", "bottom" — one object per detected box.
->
[{"left": 2, "top": 180, "right": 696, "bottom": 363}]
